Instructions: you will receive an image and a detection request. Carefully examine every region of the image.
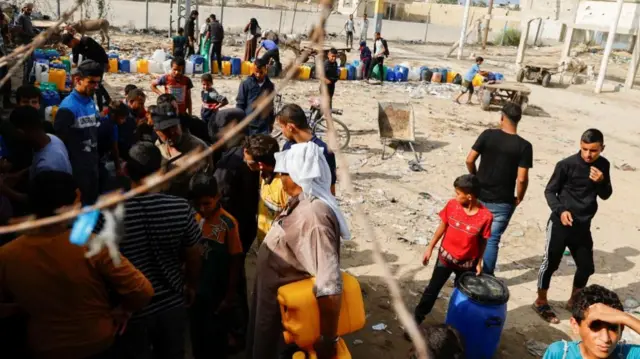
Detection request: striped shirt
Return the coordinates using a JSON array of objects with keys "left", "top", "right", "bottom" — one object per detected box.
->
[{"left": 114, "top": 193, "right": 201, "bottom": 320}]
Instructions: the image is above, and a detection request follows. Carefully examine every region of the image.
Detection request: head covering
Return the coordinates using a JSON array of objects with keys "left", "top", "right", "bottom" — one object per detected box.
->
[
  {"left": 359, "top": 40, "right": 366, "bottom": 47},
  {"left": 274, "top": 142, "right": 351, "bottom": 240},
  {"left": 152, "top": 103, "right": 181, "bottom": 130},
  {"left": 77, "top": 59, "right": 104, "bottom": 78}
]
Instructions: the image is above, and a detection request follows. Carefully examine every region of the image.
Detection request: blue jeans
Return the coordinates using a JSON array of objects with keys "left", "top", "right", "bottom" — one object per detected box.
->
[{"left": 481, "top": 201, "right": 515, "bottom": 275}]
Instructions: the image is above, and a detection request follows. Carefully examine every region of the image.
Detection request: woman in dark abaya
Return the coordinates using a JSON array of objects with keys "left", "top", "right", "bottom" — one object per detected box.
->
[{"left": 243, "top": 18, "right": 261, "bottom": 62}]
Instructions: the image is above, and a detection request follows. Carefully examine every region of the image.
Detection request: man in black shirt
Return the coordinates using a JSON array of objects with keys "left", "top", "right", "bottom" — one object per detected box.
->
[
  {"left": 323, "top": 48, "right": 339, "bottom": 108},
  {"left": 465, "top": 103, "right": 533, "bottom": 275},
  {"left": 207, "top": 15, "right": 224, "bottom": 75},
  {"left": 533, "top": 129, "right": 612, "bottom": 324},
  {"left": 61, "top": 33, "right": 111, "bottom": 111},
  {"left": 185, "top": 10, "right": 198, "bottom": 57}
]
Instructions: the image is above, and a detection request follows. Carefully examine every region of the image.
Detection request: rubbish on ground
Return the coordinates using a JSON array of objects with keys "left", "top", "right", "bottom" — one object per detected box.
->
[
  {"left": 624, "top": 298, "right": 640, "bottom": 312},
  {"left": 616, "top": 163, "right": 637, "bottom": 172},
  {"left": 372, "top": 323, "right": 388, "bottom": 331},
  {"left": 353, "top": 339, "right": 364, "bottom": 345},
  {"left": 566, "top": 257, "right": 576, "bottom": 267},
  {"left": 526, "top": 339, "right": 549, "bottom": 357},
  {"left": 563, "top": 250, "right": 571, "bottom": 256},
  {"left": 419, "top": 192, "right": 433, "bottom": 200}
]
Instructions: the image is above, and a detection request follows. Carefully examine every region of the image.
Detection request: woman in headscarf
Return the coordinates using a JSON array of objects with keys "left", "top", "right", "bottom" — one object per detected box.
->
[
  {"left": 245, "top": 142, "right": 350, "bottom": 359},
  {"left": 243, "top": 18, "right": 260, "bottom": 62}
]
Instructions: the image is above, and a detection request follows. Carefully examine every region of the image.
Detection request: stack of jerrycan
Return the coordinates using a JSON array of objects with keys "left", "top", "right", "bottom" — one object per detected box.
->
[{"left": 278, "top": 272, "right": 366, "bottom": 359}]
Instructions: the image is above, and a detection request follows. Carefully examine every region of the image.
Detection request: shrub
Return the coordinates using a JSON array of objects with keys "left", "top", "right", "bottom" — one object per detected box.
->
[{"left": 495, "top": 28, "right": 521, "bottom": 46}]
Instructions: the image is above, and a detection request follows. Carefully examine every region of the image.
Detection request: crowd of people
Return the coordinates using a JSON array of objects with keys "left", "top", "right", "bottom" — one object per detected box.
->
[{"left": 0, "top": 5, "right": 638, "bottom": 359}]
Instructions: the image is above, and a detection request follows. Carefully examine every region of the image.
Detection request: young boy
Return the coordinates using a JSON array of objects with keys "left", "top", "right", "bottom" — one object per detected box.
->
[
  {"left": 359, "top": 40, "right": 372, "bottom": 80},
  {"left": 200, "top": 73, "right": 228, "bottom": 124},
  {"left": 413, "top": 174, "right": 493, "bottom": 325},
  {"left": 15, "top": 85, "right": 53, "bottom": 133},
  {"left": 242, "top": 134, "right": 286, "bottom": 245},
  {"left": 124, "top": 84, "right": 137, "bottom": 97},
  {"left": 324, "top": 48, "right": 339, "bottom": 108},
  {"left": 408, "top": 324, "right": 465, "bottom": 359},
  {"left": 543, "top": 285, "right": 640, "bottom": 359},
  {"left": 188, "top": 173, "right": 243, "bottom": 359},
  {"left": 172, "top": 28, "right": 188, "bottom": 58},
  {"left": 98, "top": 100, "right": 126, "bottom": 191},
  {"left": 454, "top": 56, "right": 487, "bottom": 105},
  {"left": 534, "top": 129, "right": 613, "bottom": 324},
  {"left": 151, "top": 57, "right": 194, "bottom": 115}
]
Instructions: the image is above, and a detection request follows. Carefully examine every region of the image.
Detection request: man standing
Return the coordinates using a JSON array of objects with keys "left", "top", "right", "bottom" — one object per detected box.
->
[
  {"left": 533, "top": 129, "right": 612, "bottom": 324},
  {"left": 104, "top": 141, "right": 202, "bottom": 359},
  {"left": 185, "top": 10, "right": 198, "bottom": 57},
  {"left": 368, "top": 32, "right": 388, "bottom": 83},
  {"left": 324, "top": 48, "right": 339, "bottom": 108},
  {"left": 359, "top": 14, "right": 369, "bottom": 42},
  {"left": 54, "top": 60, "right": 102, "bottom": 205},
  {"left": 345, "top": 14, "right": 355, "bottom": 48},
  {"left": 207, "top": 15, "right": 224, "bottom": 75},
  {"left": 278, "top": 104, "right": 337, "bottom": 195},
  {"left": 15, "top": 3, "right": 37, "bottom": 85},
  {"left": 465, "top": 103, "right": 532, "bottom": 275},
  {"left": 236, "top": 59, "right": 275, "bottom": 135},
  {"left": 61, "top": 33, "right": 111, "bottom": 111}
]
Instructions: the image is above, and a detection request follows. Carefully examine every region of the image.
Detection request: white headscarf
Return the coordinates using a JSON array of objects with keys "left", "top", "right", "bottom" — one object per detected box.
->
[{"left": 274, "top": 142, "right": 351, "bottom": 240}]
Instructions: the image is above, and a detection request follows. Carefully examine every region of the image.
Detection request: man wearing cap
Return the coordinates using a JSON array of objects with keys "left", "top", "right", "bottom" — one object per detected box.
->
[
  {"left": 61, "top": 33, "right": 111, "bottom": 111},
  {"left": 153, "top": 102, "right": 213, "bottom": 198},
  {"left": 54, "top": 60, "right": 103, "bottom": 205},
  {"left": 235, "top": 59, "right": 275, "bottom": 135}
]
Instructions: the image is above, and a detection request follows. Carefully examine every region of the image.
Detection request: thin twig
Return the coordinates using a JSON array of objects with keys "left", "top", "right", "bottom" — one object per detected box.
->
[
  {"left": 312, "top": 1, "right": 429, "bottom": 357},
  {"left": 0, "top": 0, "right": 84, "bottom": 87}
]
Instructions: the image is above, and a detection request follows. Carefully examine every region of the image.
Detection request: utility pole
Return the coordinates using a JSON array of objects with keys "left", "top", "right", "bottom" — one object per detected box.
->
[
  {"left": 57, "top": 0, "right": 60, "bottom": 19},
  {"left": 457, "top": 0, "right": 472, "bottom": 60},
  {"left": 481, "top": 0, "right": 493, "bottom": 49},
  {"left": 145, "top": 0, "right": 149, "bottom": 30},
  {"left": 595, "top": 0, "right": 624, "bottom": 94},
  {"left": 220, "top": 0, "right": 225, "bottom": 24},
  {"left": 422, "top": 7, "right": 431, "bottom": 43},
  {"left": 290, "top": 0, "right": 298, "bottom": 34}
]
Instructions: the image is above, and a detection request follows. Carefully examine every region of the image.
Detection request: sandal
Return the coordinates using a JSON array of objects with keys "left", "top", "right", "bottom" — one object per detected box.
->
[{"left": 532, "top": 303, "right": 560, "bottom": 324}]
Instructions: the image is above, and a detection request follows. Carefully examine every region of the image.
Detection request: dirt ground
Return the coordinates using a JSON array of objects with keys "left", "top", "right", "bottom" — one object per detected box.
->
[{"left": 97, "top": 31, "right": 640, "bottom": 358}]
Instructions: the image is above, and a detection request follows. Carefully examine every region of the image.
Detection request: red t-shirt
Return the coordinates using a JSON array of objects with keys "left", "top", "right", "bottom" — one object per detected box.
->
[
  {"left": 438, "top": 199, "right": 493, "bottom": 268},
  {"left": 155, "top": 74, "right": 194, "bottom": 114}
]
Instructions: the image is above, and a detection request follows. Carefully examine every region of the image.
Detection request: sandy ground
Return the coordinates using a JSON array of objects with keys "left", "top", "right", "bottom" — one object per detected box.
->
[{"left": 96, "top": 31, "right": 640, "bottom": 358}]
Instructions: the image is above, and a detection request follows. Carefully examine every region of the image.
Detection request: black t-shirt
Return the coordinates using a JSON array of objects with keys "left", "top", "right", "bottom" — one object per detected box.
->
[
  {"left": 472, "top": 129, "right": 533, "bottom": 203},
  {"left": 72, "top": 36, "right": 108, "bottom": 66}
]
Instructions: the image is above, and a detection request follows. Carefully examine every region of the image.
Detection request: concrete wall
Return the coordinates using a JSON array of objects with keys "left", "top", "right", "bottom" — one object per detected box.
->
[{"left": 57, "top": 0, "right": 514, "bottom": 43}]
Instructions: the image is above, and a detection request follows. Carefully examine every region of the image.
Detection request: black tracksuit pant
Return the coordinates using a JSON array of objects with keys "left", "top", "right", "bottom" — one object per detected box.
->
[
  {"left": 210, "top": 41, "right": 223, "bottom": 74},
  {"left": 537, "top": 217, "right": 595, "bottom": 290},
  {"left": 414, "top": 259, "right": 471, "bottom": 324}
]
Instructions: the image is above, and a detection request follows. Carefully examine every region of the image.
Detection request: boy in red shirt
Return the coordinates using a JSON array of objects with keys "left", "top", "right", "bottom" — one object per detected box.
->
[
  {"left": 413, "top": 174, "right": 493, "bottom": 325},
  {"left": 151, "top": 56, "right": 194, "bottom": 115}
]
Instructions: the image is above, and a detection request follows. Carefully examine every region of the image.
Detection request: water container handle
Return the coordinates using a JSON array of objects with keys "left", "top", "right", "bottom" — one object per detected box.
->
[{"left": 485, "top": 316, "right": 503, "bottom": 328}]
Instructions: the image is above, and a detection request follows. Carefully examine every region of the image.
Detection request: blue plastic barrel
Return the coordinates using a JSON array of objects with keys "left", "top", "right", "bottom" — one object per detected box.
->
[
  {"left": 386, "top": 69, "right": 395, "bottom": 82},
  {"left": 119, "top": 59, "right": 130, "bottom": 73},
  {"left": 231, "top": 58, "right": 242, "bottom": 75},
  {"left": 396, "top": 66, "right": 409, "bottom": 82},
  {"left": 42, "top": 90, "right": 61, "bottom": 107},
  {"left": 445, "top": 273, "right": 509, "bottom": 359},
  {"left": 45, "top": 49, "right": 60, "bottom": 60},
  {"left": 222, "top": 56, "right": 231, "bottom": 62},
  {"left": 440, "top": 68, "right": 448, "bottom": 83},
  {"left": 34, "top": 49, "right": 46, "bottom": 60},
  {"left": 50, "top": 62, "right": 66, "bottom": 70},
  {"left": 347, "top": 65, "right": 356, "bottom": 80},
  {"left": 108, "top": 53, "right": 119, "bottom": 59},
  {"left": 190, "top": 55, "right": 205, "bottom": 74}
]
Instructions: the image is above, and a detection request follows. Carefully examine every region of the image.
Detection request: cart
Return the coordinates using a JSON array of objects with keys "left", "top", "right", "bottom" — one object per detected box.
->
[
  {"left": 298, "top": 41, "right": 351, "bottom": 66},
  {"left": 377, "top": 102, "right": 424, "bottom": 171},
  {"left": 516, "top": 63, "right": 560, "bottom": 88},
  {"left": 478, "top": 82, "right": 531, "bottom": 112}
]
